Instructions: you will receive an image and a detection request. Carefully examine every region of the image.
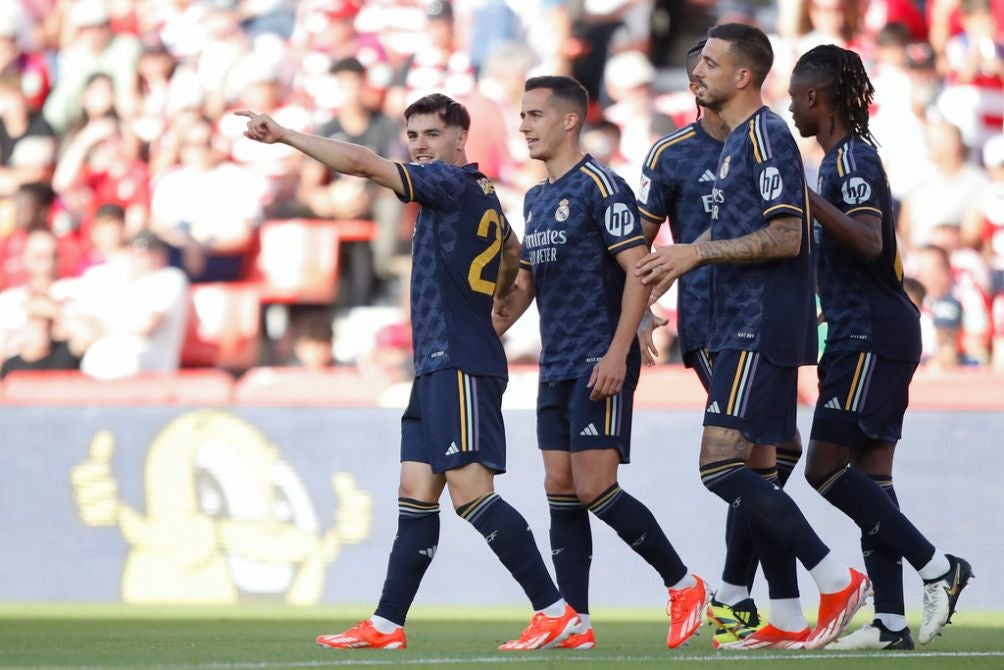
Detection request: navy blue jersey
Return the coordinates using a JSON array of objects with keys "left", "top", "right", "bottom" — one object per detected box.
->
[
  {"left": 520, "top": 155, "right": 645, "bottom": 383},
  {"left": 709, "top": 107, "right": 816, "bottom": 367},
  {"left": 815, "top": 136, "right": 922, "bottom": 362},
  {"left": 638, "top": 122, "right": 723, "bottom": 357},
  {"left": 396, "top": 160, "right": 512, "bottom": 377}
]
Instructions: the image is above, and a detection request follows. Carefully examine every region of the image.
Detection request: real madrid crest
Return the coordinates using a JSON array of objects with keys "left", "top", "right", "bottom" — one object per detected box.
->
[
  {"left": 555, "top": 198, "right": 570, "bottom": 222},
  {"left": 719, "top": 155, "right": 731, "bottom": 179}
]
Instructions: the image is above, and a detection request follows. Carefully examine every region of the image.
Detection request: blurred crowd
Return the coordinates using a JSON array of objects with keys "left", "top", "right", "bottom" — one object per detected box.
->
[{"left": 0, "top": 0, "right": 1002, "bottom": 383}]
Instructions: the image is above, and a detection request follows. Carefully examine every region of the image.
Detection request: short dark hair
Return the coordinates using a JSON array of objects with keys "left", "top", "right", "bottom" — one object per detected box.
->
[
  {"left": 95, "top": 203, "right": 126, "bottom": 221},
  {"left": 524, "top": 75, "right": 589, "bottom": 118},
  {"left": 686, "top": 39, "right": 707, "bottom": 80},
  {"left": 331, "top": 56, "right": 365, "bottom": 76},
  {"left": 707, "top": 22, "right": 773, "bottom": 86},
  {"left": 16, "top": 181, "right": 55, "bottom": 208},
  {"left": 404, "top": 93, "right": 470, "bottom": 131},
  {"left": 292, "top": 311, "right": 334, "bottom": 342}
]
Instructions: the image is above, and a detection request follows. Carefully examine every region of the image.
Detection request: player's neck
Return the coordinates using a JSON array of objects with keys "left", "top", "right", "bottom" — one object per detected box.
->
[
  {"left": 816, "top": 118, "right": 849, "bottom": 154},
  {"left": 719, "top": 92, "right": 765, "bottom": 132},
  {"left": 448, "top": 151, "right": 469, "bottom": 168},
  {"left": 699, "top": 110, "right": 730, "bottom": 141},
  {"left": 543, "top": 146, "right": 585, "bottom": 183}
]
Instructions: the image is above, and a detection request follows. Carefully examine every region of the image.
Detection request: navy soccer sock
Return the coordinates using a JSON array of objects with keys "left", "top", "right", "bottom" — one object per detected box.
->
[
  {"left": 374, "top": 498, "right": 440, "bottom": 626},
  {"left": 701, "top": 459, "right": 830, "bottom": 570},
  {"left": 587, "top": 483, "right": 688, "bottom": 588},
  {"left": 721, "top": 469, "right": 774, "bottom": 592},
  {"left": 812, "top": 465, "right": 935, "bottom": 571},
  {"left": 775, "top": 447, "right": 802, "bottom": 486},
  {"left": 457, "top": 493, "right": 561, "bottom": 611},
  {"left": 862, "top": 474, "right": 906, "bottom": 617},
  {"left": 548, "top": 494, "right": 592, "bottom": 615}
]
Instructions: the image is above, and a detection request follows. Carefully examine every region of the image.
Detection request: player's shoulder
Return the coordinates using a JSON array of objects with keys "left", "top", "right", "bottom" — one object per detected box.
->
[
  {"left": 744, "top": 107, "right": 796, "bottom": 162},
  {"left": 577, "top": 156, "right": 632, "bottom": 200},
  {"left": 832, "top": 135, "right": 882, "bottom": 175},
  {"left": 643, "top": 123, "right": 702, "bottom": 170}
]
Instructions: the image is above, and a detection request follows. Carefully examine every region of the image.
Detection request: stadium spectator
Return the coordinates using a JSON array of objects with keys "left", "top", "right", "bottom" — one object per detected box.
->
[
  {"left": 286, "top": 310, "right": 335, "bottom": 370},
  {"left": 51, "top": 117, "right": 149, "bottom": 245},
  {"left": 42, "top": 0, "right": 141, "bottom": 134},
  {"left": 75, "top": 202, "right": 127, "bottom": 274},
  {"left": 0, "top": 70, "right": 57, "bottom": 198},
  {"left": 296, "top": 56, "right": 405, "bottom": 302},
  {"left": 0, "top": 226, "right": 75, "bottom": 359},
  {"left": 898, "top": 119, "right": 989, "bottom": 250},
  {"left": 911, "top": 244, "right": 990, "bottom": 364},
  {"left": 0, "top": 292, "right": 82, "bottom": 378},
  {"left": 0, "top": 181, "right": 77, "bottom": 286},
  {"left": 934, "top": 0, "right": 1004, "bottom": 152},
  {"left": 149, "top": 115, "right": 265, "bottom": 283},
  {"left": 74, "top": 229, "right": 188, "bottom": 379}
]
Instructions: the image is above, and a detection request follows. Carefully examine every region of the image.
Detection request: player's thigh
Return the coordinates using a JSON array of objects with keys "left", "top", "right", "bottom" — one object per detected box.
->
[
  {"left": 444, "top": 462, "right": 497, "bottom": 508},
  {"left": 542, "top": 449, "right": 574, "bottom": 494},
  {"left": 399, "top": 460, "right": 447, "bottom": 501},
  {"left": 704, "top": 349, "right": 798, "bottom": 447},
  {"left": 811, "top": 351, "right": 916, "bottom": 450},
  {"left": 567, "top": 375, "right": 634, "bottom": 464},
  {"left": 569, "top": 448, "right": 621, "bottom": 503},
  {"left": 403, "top": 369, "right": 508, "bottom": 476}
]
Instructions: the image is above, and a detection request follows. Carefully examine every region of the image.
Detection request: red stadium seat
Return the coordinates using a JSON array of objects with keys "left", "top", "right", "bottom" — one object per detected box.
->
[
  {"left": 0, "top": 369, "right": 234, "bottom": 405},
  {"left": 181, "top": 282, "right": 261, "bottom": 369}
]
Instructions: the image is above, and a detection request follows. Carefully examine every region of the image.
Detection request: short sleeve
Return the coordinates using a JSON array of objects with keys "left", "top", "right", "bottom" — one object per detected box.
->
[
  {"left": 830, "top": 146, "right": 885, "bottom": 219},
  {"left": 749, "top": 115, "right": 805, "bottom": 222},
  {"left": 395, "top": 161, "right": 456, "bottom": 208},
  {"left": 637, "top": 157, "right": 672, "bottom": 226},
  {"left": 590, "top": 178, "right": 646, "bottom": 256}
]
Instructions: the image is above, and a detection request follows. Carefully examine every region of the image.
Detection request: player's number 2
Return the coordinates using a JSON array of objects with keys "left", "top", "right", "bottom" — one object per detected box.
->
[{"left": 468, "top": 209, "right": 502, "bottom": 295}]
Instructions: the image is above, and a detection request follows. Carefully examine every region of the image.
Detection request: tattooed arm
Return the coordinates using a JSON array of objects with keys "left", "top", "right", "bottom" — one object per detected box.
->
[{"left": 635, "top": 217, "right": 801, "bottom": 298}]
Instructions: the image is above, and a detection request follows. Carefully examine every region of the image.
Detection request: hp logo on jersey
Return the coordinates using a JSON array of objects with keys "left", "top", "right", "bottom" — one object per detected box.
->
[
  {"left": 841, "top": 177, "right": 872, "bottom": 205},
  {"left": 759, "top": 167, "right": 783, "bottom": 200},
  {"left": 605, "top": 202, "right": 635, "bottom": 237}
]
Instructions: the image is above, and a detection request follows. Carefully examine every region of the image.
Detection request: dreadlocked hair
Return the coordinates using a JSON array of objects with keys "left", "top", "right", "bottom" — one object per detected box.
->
[{"left": 793, "top": 44, "right": 878, "bottom": 146}]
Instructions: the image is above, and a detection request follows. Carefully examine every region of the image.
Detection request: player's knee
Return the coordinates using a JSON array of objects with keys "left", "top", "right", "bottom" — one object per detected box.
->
[
  {"left": 803, "top": 439, "right": 849, "bottom": 486},
  {"left": 575, "top": 479, "right": 615, "bottom": 506}
]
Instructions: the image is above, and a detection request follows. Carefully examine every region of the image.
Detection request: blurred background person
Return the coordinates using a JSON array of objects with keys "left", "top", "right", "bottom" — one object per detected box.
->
[
  {"left": 0, "top": 292, "right": 82, "bottom": 378},
  {"left": 149, "top": 115, "right": 265, "bottom": 283},
  {"left": 73, "top": 230, "right": 188, "bottom": 379}
]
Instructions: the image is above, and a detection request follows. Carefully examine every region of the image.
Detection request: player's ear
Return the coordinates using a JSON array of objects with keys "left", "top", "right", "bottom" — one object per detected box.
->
[
  {"left": 735, "top": 66, "right": 753, "bottom": 90},
  {"left": 564, "top": 111, "right": 580, "bottom": 132}
]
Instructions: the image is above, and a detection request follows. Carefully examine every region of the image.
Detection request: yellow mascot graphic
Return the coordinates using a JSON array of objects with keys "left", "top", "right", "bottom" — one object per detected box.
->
[{"left": 70, "top": 410, "right": 372, "bottom": 604}]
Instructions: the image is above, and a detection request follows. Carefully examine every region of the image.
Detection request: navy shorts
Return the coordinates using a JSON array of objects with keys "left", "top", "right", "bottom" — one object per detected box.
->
[
  {"left": 683, "top": 347, "right": 714, "bottom": 393},
  {"left": 810, "top": 351, "right": 917, "bottom": 449},
  {"left": 401, "top": 369, "right": 507, "bottom": 474},
  {"left": 704, "top": 349, "right": 798, "bottom": 445},
  {"left": 537, "top": 376, "right": 634, "bottom": 464}
]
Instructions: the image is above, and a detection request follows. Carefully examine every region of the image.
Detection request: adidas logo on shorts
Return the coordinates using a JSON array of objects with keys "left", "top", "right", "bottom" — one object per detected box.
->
[
  {"left": 579, "top": 423, "right": 599, "bottom": 436},
  {"left": 445, "top": 442, "right": 460, "bottom": 455},
  {"left": 706, "top": 401, "right": 721, "bottom": 414},
  {"left": 824, "top": 397, "right": 842, "bottom": 410}
]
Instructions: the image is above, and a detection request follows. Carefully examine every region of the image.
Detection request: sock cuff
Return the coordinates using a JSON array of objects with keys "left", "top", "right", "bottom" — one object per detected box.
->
[
  {"left": 776, "top": 448, "right": 802, "bottom": 468},
  {"left": 752, "top": 467, "right": 778, "bottom": 483},
  {"left": 867, "top": 473, "right": 894, "bottom": 489},
  {"left": 398, "top": 497, "right": 440, "bottom": 517},
  {"left": 547, "top": 493, "right": 585, "bottom": 511},
  {"left": 586, "top": 483, "right": 622, "bottom": 514},
  {"left": 810, "top": 464, "right": 849, "bottom": 495},
  {"left": 455, "top": 492, "right": 500, "bottom": 522},
  {"left": 700, "top": 458, "right": 745, "bottom": 488}
]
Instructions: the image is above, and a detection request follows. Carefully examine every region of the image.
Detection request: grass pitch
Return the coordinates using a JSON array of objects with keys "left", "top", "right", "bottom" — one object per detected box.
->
[{"left": 1, "top": 604, "right": 1002, "bottom": 670}]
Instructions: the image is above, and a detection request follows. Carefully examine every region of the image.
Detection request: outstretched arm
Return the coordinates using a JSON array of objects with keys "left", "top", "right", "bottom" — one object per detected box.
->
[{"left": 236, "top": 110, "right": 405, "bottom": 196}]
